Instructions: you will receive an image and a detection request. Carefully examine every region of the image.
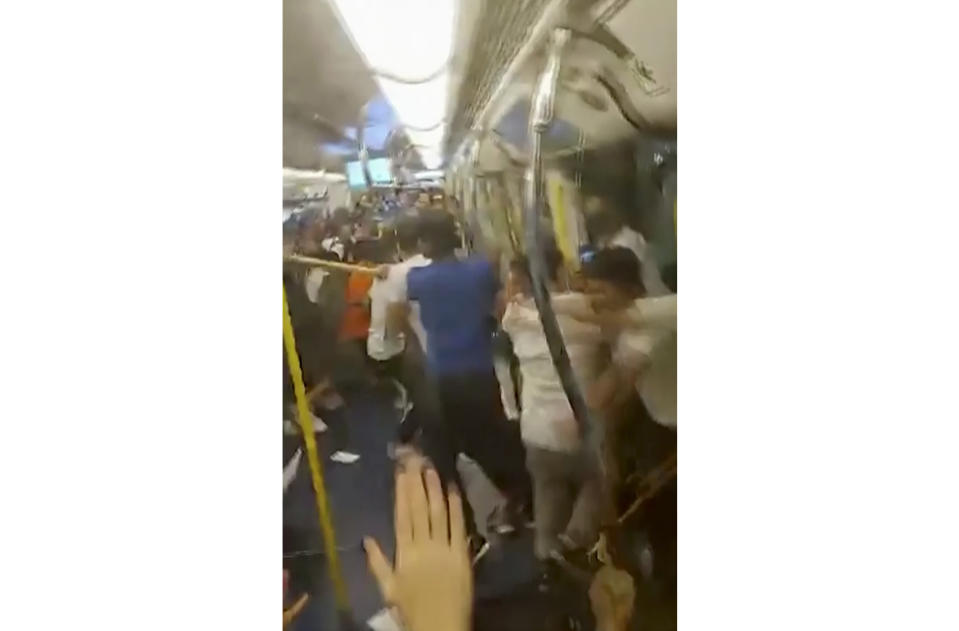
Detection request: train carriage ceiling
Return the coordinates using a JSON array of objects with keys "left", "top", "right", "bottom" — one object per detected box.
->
[
  {"left": 283, "top": 0, "right": 383, "bottom": 170},
  {"left": 283, "top": 0, "right": 676, "bottom": 172}
]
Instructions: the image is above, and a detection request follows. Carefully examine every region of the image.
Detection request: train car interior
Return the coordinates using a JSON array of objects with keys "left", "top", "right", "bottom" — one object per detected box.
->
[{"left": 283, "top": 1, "right": 677, "bottom": 630}]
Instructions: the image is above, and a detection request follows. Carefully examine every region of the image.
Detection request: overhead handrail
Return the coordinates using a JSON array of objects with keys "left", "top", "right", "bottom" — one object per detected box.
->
[
  {"left": 285, "top": 254, "right": 379, "bottom": 275},
  {"left": 372, "top": 59, "right": 450, "bottom": 85}
]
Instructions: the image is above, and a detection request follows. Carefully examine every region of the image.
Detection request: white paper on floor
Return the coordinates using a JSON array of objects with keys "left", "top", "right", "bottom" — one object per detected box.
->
[
  {"left": 367, "top": 607, "right": 404, "bottom": 631},
  {"left": 283, "top": 448, "right": 302, "bottom": 493},
  {"left": 330, "top": 450, "right": 361, "bottom": 464}
]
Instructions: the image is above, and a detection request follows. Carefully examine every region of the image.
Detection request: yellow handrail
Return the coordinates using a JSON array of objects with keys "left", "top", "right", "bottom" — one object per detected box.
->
[{"left": 282, "top": 286, "right": 351, "bottom": 614}]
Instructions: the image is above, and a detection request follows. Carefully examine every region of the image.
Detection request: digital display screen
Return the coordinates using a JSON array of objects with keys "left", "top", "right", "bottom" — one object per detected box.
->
[{"left": 346, "top": 158, "right": 392, "bottom": 188}]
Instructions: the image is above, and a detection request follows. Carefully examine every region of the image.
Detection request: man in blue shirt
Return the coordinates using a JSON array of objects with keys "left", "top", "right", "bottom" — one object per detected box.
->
[{"left": 406, "top": 212, "right": 530, "bottom": 544}]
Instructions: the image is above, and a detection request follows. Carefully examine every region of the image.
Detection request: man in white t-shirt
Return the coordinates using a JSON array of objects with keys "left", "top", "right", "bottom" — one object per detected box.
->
[
  {"left": 579, "top": 245, "right": 677, "bottom": 588},
  {"left": 578, "top": 246, "right": 677, "bottom": 431},
  {"left": 585, "top": 196, "right": 670, "bottom": 297},
  {"left": 368, "top": 218, "right": 432, "bottom": 443},
  {"left": 380, "top": 220, "right": 431, "bottom": 356}
]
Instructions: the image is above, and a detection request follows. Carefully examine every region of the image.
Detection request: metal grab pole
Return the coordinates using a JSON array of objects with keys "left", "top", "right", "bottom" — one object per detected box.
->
[
  {"left": 285, "top": 254, "right": 379, "bottom": 275},
  {"left": 282, "top": 286, "right": 353, "bottom": 625},
  {"left": 522, "top": 28, "right": 596, "bottom": 440}
]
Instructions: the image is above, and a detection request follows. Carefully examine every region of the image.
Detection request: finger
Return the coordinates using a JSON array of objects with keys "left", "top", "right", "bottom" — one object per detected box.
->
[
  {"left": 447, "top": 486, "right": 466, "bottom": 553},
  {"left": 404, "top": 456, "right": 430, "bottom": 542},
  {"left": 394, "top": 466, "right": 413, "bottom": 550},
  {"left": 363, "top": 537, "right": 396, "bottom": 604},
  {"left": 283, "top": 593, "right": 310, "bottom": 627},
  {"left": 424, "top": 467, "right": 447, "bottom": 542}
]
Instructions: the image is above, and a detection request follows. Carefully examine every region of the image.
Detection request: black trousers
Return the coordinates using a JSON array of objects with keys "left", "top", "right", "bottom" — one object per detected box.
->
[
  {"left": 381, "top": 339, "right": 436, "bottom": 444},
  {"left": 418, "top": 369, "right": 531, "bottom": 536},
  {"left": 633, "top": 399, "right": 677, "bottom": 587}
]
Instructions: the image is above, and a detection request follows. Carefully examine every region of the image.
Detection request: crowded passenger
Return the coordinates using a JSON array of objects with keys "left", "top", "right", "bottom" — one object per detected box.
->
[
  {"left": 578, "top": 246, "right": 678, "bottom": 590},
  {"left": 374, "top": 217, "right": 434, "bottom": 445},
  {"left": 584, "top": 195, "right": 670, "bottom": 297},
  {"left": 501, "top": 249, "right": 607, "bottom": 562},
  {"left": 282, "top": 220, "right": 339, "bottom": 432},
  {"left": 576, "top": 246, "right": 677, "bottom": 435},
  {"left": 403, "top": 211, "right": 531, "bottom": 549},
  {"left": 365, "top": 235, "right": 409, "bottom": 409},
  {"left": 320, "top": 209, "right": 353, "bottom": 261},
  {"left": 333, "top": 240, "right": 376, "bottom": 396},
  {"left": 283, "top": 189, "right": 673, "bottom": 625}
]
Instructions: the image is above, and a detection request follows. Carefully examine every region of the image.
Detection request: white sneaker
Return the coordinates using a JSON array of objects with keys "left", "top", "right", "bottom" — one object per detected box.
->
[
  {"left": 283, "top": 448, "right": 302, "bottom": 492},
  {"left": 391, "top": 379, "right": 409, "bottom": 411},
  {"left": 330, "top": 450, "right": 360, "bottom": 464}
]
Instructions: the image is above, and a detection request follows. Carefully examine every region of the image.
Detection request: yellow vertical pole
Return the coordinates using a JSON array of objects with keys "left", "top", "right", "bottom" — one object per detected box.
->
[
  {"left": 282, "top": 286, "right": 351, "bottom": 614},
  {"left": 548, "top": 176, "right": 570, "bottom": 264}
]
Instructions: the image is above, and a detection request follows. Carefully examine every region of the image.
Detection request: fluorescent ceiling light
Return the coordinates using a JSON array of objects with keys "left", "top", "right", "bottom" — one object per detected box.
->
[
  {"left": 414, "top": 170, "right": 445, "bottom": 180},
  {"left": 330, "top": 0, "right": 456, "bottom": 170},
  {"left": 283, "top": 168, "right": 347, "bottom": 182},
  {"left": 378, "top": 74, "right": 448, "bottom": 130},
  {"left": 419, "top": 149, "right": 443, "bottom": 170},
  {"left": 329, "top": 0, "right": 454, "bottom": 79},
  {"left": 406, "top": 125, "right": 447, "bottom": 150}
]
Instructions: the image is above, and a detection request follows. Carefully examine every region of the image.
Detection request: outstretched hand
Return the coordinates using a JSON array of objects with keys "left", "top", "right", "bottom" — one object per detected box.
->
[
  {"left": 364, "top": 458, "right": 472, "bottom": 631},
  {"left": 589, "top": 564, "right": 635, "bottom": 631}
]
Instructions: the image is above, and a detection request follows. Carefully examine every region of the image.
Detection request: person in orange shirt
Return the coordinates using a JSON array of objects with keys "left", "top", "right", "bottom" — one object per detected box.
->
[
  {"left": 339, "top": 269, "right": 373, "bottom": 346},
  {"left": 333, "top": 266, "right": 373, "bottom": 394},
  {"left": 333, "top": 237, "right": 379, "bottom": 391}
]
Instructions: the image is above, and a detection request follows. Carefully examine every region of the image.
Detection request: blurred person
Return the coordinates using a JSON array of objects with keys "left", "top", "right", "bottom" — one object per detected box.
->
[
  {"left": 283, "top": 231, "right": 340, "bottom": 431},
  {"left": 578, "top": 247, "right": 676, "bottom": 431},
  {"left": 355, "top": 214, "right": 378, "bottom": 240},
  {"left": 502, "top": 252, "right": 607, "bottom": 561},
  {"left": 365, "top": 236, "right": 412, "bottom": 412},
  {"left": 383, "top": 218, "right": 432, "bottom": 355},
  {"left": 404, "top": 212, "right": 531, "bottom": 542},
  {"left": 300, "top": 237, "right": 348, "bottom": 411},
  {"left": 305, "top": 243, "right": 376, "bottom": 463},
  {"left": 320, "top": 209, "right": 352, "bottom": 261},
  {"left": 335, "top": 247, "right": 375, "bottom": 391},
  {"left": 580, "top": 246, "right": 677, "bottom": 589},
  {"left": 584, "top": 196, "right": 669, "bottom": 297},
  {"left": 377, "top": 217, "right": 434, "bottom": 445}
]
